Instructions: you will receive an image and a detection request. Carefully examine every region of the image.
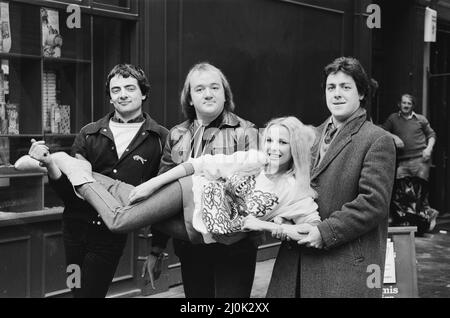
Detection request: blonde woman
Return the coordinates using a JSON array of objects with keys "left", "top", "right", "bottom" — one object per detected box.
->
[{"left": 27, "top": 116, "right": 320, "bottom": 243}]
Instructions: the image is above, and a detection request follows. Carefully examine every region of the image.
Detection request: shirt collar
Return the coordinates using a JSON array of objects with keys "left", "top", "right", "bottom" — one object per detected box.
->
[
  {"left": 83, "top": 111, "right": 165, "bottom": 138},
  {"left": 191, "top": 110, "right": 241, "bottom": 129},
  {"left": 197, "top": 111, "right": 224, "bottom": 129},
  {"left": 111, "top": 113, "right": 145, "bottom": 123},
  {"left": 397, "top": 111, "right": 417, "bottom": 120},
  {"left": 328, "top": 107, "right": 366, "bottom": 130}
]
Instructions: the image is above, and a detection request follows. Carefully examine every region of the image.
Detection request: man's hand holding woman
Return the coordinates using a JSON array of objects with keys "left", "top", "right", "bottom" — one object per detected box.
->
[
  {"left": 29, "top": 139, "right": 52, "bottom": 166},
  {"left": 271, "top": 217, "right": 323, "bottom": 249},
  {"left": 28, "top": 139, "right": 62, "bottom": 180}
]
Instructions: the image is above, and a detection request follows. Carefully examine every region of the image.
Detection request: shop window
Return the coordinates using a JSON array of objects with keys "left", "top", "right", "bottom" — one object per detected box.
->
[{"left": 0, "top": 1, "right": 135, "bottom": 213}]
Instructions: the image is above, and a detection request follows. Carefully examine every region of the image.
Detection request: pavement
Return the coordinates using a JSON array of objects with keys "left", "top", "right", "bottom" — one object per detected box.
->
[
  {"left": 415, "top": 213, "right": 450, "bottom": 297},
  {"left": 143, "top": 213, "right": 450, "bottom": 298}
]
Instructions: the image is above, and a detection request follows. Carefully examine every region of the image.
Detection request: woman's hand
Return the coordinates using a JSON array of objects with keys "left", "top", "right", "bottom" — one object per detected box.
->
[
  {"left": 271, "top": 216, "right": 292, "bottom": 240},
  {"left": 128, "top": 179, "right": 159, "bottom": 204},
  {"left": 271, "top": 223, "right": 307, "bottom": 241},
  {"left": 29, "top": 139, "right": 52, "bottom": 166}
]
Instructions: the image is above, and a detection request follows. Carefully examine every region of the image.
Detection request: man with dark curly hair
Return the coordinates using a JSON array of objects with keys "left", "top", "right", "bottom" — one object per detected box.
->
[{"left": 31, "top": 64, "right": 168, "bottom": 297}]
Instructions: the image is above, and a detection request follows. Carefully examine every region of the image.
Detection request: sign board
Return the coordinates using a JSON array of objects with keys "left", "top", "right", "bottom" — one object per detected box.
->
[
  {"left": 383, "top": 238, "right": 396, "bottom": 284},
  {"left": 424, "top": 7, "right": 437, "bottom": 42},
  {"left": 382, "top": 226, "right": 418, "bottom": 298}
]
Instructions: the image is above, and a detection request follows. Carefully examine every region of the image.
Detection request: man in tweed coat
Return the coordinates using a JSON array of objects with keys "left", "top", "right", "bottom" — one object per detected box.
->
[{"left": 267, "top": 57, "right": 396, "bottom": 298}]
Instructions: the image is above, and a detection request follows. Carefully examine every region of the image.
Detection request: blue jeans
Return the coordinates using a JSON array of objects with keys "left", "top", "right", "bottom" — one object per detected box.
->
[
  {"left": 62, "top": 218, "right": 127, "bottom": 298},
  {"left": 77, "top": 173, "right": 189, "bottom": 240}
]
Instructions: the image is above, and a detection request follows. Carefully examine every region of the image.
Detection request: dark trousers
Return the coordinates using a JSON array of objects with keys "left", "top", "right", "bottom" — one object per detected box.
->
[
  {"left": 62, "top": 218, "right": 127, "bottom": 298},
  {"left": 174, "top": 238, "right": 258, "bottom": 298}
]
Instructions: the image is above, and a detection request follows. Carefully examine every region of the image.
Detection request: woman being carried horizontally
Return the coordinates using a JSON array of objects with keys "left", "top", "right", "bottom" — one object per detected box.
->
[{"left": 26, "top": 116, "right": 320, "bottom": 243}]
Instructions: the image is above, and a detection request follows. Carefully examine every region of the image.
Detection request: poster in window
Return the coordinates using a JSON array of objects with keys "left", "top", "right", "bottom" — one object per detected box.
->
[
  {"left": 6, "top": 103, "right": 18, "bottom": 134},
  {"left": 0, "top": 1, "right": 11, "bottom": 53},
  {"left": 41, "top": 7, "right": 63, "bottom": 57}
]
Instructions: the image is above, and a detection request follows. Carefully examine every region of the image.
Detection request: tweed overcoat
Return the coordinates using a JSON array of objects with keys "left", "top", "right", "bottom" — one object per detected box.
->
[{"left": 267, "top": 110, "right": 396, "bottom": 298}]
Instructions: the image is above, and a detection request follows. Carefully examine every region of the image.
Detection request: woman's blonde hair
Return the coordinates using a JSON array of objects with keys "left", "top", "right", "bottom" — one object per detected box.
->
[{"left": 262, "top": 116, "right": 317, "bottom": 199}]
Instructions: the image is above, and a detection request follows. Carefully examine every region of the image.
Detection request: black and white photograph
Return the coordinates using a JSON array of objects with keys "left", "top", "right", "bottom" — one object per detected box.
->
[{"left": 0, "top": 0, "right": 449, "bottom": 303}]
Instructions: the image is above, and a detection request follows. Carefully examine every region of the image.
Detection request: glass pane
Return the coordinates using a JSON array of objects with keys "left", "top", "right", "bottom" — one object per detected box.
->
[
  {"left": 93, "top": 16, "right": 133, "bottom": 119},
  {"left": 2, "top": 57, "right": 42, "bottom": 135},
  {"left": 0, "top": 136, "right": 10, "bottom": 166},
  {"left": 0, "top": 175, "right": 42, "bottom": 212},
  {"left": 4, "top": 2, "right": 41, "bottom": 56},
  {"left": 41, "top": 7, "right": 91, "bottom": 60},
  {"left": 43, "top": 60, "right": 92, "bottom": 134},
  {"left": 8, "top": 136, "right": 41, "bottom": 164}
]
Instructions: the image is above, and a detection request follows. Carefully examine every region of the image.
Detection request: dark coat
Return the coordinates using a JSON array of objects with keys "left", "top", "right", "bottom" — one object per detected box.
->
[
  {"left": 267, "top": 110, "right": 396, "bottom": 298},
  {"left": 50, "top": 112, "right": 168, "bottom": 227}
]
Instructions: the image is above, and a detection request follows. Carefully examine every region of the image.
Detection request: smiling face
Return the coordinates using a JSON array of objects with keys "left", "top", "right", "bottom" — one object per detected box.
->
[
  {"left": 264, "top": 125, "right": 293, "bottom": 174},
  {"left": 109, "top": 75, "right": 145, "bottom": 121},
  {"left": 325, "top": 71, "right": 363, "bottom": 125},
  {"left": 189, "top": 70, "right": 226, "bottom": 124},
  {"left": 399, "top": 95, "right": 414, "bottom": 116}
]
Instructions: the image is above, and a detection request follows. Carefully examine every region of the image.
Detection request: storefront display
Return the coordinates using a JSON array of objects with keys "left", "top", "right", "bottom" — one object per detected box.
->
[{"left": 0, "top": 0, "right": 140, "bottom": 298}]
